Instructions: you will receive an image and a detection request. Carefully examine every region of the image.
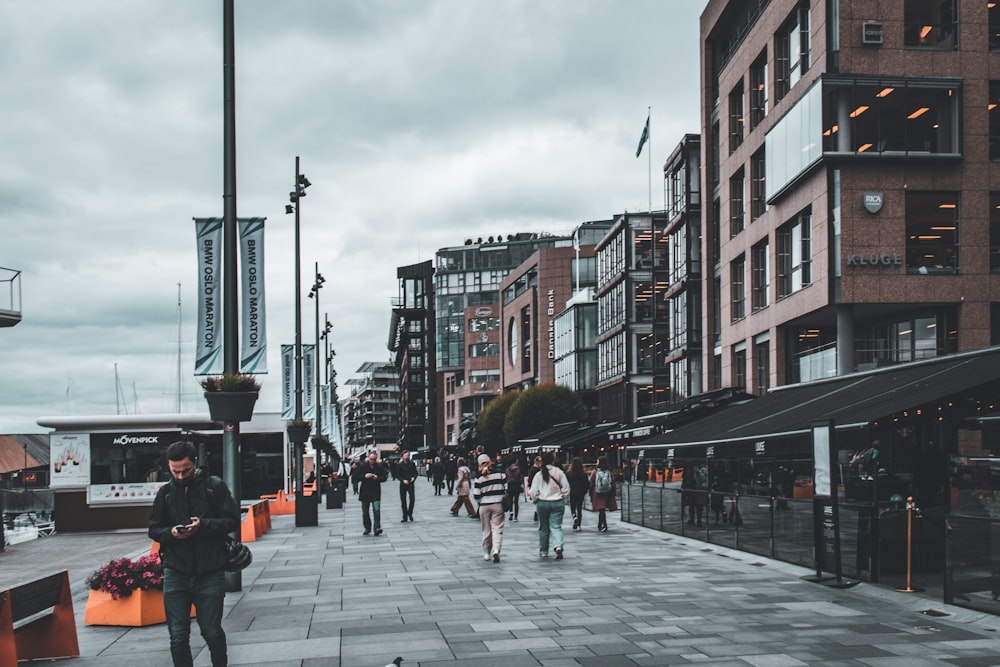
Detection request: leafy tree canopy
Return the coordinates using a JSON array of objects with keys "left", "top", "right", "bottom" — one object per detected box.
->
[
  {"left": 503, "top": 384, "right": 587, "bottom": 446},
  {"left": 474, "top": 392, "right": 519, "bottom": 455}
]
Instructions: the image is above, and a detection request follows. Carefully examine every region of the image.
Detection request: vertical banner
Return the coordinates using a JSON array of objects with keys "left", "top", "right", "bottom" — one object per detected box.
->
[
  {"left": 302, "top": 344, "right": 315, "bottom": 420},
  {"left": 281, "top": 344, "right": 295, "bottom": 419},
  {"left": 194, "top": 218, "right": 224, "bottom": 375},
  {"left": 238, "top": 218, "right": 267, "bottom": 373}
]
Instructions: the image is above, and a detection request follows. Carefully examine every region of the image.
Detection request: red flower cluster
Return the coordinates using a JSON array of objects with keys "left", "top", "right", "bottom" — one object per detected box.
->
[{"left": 86, "top": 553, "right": 164, "bottom": 599}]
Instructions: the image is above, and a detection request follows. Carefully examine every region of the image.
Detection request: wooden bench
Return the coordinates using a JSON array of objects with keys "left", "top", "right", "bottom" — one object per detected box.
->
[{"left": 0, "top": 570, "right": 80, "bottom": 663}]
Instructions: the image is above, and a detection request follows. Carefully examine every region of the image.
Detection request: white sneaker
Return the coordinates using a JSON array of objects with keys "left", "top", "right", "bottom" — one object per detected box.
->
[{"left": 483, "top": 552, "right": 491, "bottom": 560}]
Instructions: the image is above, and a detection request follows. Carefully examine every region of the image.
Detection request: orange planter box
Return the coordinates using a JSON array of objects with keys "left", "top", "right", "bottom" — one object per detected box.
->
[{"left": 84, "top": 589, "right": 194, "bottom": 626}]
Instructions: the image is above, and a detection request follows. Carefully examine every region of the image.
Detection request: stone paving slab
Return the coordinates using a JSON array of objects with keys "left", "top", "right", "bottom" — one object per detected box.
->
[{"left": 4, "top": 479, "right": 1000, "bottom": 665}]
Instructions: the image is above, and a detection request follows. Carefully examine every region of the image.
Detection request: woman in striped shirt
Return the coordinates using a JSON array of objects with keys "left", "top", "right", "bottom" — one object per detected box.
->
[{"left": 473, "top": 454, "right": 507, "bottom": 563}]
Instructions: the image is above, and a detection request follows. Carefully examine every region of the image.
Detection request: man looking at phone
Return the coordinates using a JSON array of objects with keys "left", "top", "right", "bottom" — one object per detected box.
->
[
  {"left": 149, "top": 441, "right": 239, "bottom": 667},
  {"left": 357, "top": 450, "right": 388, "bottom": 535}
]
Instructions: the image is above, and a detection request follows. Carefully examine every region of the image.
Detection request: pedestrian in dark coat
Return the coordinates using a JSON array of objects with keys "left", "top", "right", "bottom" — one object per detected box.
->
[
  {"left": 589, "top": 455, "right": 617, "bottom": 532},
  {"left": 566, "top": 456, "right": 590, "bottom": 531}
]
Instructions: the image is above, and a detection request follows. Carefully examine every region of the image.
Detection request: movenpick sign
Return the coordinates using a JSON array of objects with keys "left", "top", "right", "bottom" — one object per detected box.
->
[{"left": 863, "top": 191, "right": 883, "bottom": 214}]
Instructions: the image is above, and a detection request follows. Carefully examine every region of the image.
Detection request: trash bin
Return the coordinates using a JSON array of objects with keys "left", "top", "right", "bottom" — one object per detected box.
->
[{"left": 326, "top": 482, "right": 343, "bottom": 509}]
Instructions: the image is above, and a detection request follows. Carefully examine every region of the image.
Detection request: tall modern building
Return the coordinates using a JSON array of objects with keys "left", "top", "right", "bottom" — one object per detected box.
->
[
  {"left": 434, "top": 232, "right": 573, "bottom": 448},
  {"left": 594, "top": 212, "right": 670, "bottom": 423},
  {"left": 434, "top": 223, "right": 614, "bottom": 448},
  {"left": 663, "top": 134, "right": 705, "bottom": 406},
  {"left": 702, "top": 0, "right": 1000, "bottom": 393},
  {"left": 339, "top": 362, "right": 400, "bottom": 459},
  {"left": 388, "top": 261, "right": 435, "bottom": 453}
]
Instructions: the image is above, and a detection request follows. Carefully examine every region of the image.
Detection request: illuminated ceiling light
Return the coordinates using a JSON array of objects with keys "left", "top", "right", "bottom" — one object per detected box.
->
[
  {"left": 990, "top": 103, "right": 997, "bottom": 110},
  {"left": 918, "top": 235, "right": 942, "bottom": 240},
  {"left": 920, "top": 25, "right": 932, "bottom": 39},
  {"left": 877, "top": 87, "right": 895, "bottom": 97},
  {"left": 930, "top": 226, "right": 955, "bottom": 230},
  {"left": 908, "top": 107, "right": 930, "bottom": 119},
  {"left": 858, "top": 143, "right": 873, "bottom": 152},
  {"left": 850, "top": 105, "right": 869, "bottom": 118},
  {"left": 937, "top": 203, "right": 956, "bottom": 209}
]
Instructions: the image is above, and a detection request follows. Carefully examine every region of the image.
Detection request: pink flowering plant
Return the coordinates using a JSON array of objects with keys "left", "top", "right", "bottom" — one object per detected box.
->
[{"left": 86, "top": 553, "right": 164, "bottom": 599}]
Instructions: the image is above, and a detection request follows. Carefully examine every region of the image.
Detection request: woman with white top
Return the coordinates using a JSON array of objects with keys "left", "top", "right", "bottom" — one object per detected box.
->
[{"left": 528, "top": 451, "right": 571, "bottom": 559}]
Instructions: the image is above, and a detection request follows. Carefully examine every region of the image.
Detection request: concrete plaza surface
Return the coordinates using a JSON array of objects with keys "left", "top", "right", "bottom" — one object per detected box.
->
[{"left": 4, "top": 480, "right": 1000, "bottom": 666}]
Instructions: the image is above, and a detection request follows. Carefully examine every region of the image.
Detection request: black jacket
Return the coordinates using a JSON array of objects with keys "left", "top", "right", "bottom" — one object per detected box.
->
[
  {"left": 396, "top": 459, "right": 418, "bottom": 485},
  {"left": 148, "top": 470, "right": 239, "bottom": 575},
  {"left": 356, "top": 461, "right": 388, "bottom": 501}
]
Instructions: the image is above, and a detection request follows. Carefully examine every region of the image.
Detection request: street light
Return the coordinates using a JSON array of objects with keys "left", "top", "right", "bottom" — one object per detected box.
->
[
  {"left": 308, "top": 265, "right": 325, "bottom": 450},
  {"left": 286, "top": 156, "right": 316, "bottom": 527}
]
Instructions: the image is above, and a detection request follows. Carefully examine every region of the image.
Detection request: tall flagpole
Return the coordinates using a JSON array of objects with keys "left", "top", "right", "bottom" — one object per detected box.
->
[{"left": 647, "top": 105, "right": 652, "bottom": 213}]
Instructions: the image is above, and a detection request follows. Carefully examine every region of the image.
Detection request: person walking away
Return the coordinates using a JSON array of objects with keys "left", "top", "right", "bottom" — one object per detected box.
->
[
  {"left": 358, "top": 451, "right": 388, "bottom": 535},
  {"left": 397, "top": 450, "right": 418, "bottom": 522},
  {"left": 148, "top": 441, "right": 239, "bottom": 667},
  {"left": 710, "top": 462, "right": 731, "bottom": 525},
  {"left": 350, "top": 460, "right": 360, "bottom": 495},
  {"left": 529, "top": 451, "right": 570, "bottom": 558},
  {"left": 445, "top": 453, "right": 457, "bottom": 495},
  {"left": 473, "top": 453, "right": 507, "bottom": 562},
  {"left": 431, "top": 456, "right": 445, "bottom": 495},
  {"left": 504, "top": 456, "right": 523, "bottom": 522},
  {"left": 566, "top": 456, "right": 590, "bottom": 531},
  {"left": 589, "top": 455, "right": 617, "bottom": 532},
  {"left": 527, "top": 455, "right": 543, "bottom": 522},
  {"left": 450, "top": 457, "right": 477, "bottom": 517}
]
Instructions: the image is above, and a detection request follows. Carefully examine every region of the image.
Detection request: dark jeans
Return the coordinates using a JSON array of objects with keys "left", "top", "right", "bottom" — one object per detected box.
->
[
  {"left": 362, "top": 499, "right": 381, "bottom": 531},
  {"left": 506, "top": 489, "right": 520, "bottom": 518},
  {"left": 163, "top": 568, "right": 227, "bottom": 667},
  {"left": 569, "top": 493, "right": 585, "bottom": 522},
  {"left": 597, "top": 508, "right": 608, "bottom": 531},
  {"left": 399, "top": 483, "right": 414, "bottom": 520}
]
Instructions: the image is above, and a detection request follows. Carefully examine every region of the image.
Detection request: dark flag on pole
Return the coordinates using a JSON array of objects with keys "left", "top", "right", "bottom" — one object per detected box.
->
[{"left": 635, "top": 114, "right": 650, "bottom": 158}]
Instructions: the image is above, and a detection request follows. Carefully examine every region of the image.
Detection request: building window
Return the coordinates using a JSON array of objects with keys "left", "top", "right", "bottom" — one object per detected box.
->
[
  {"left": 732, "top": 346, "right": 747, "bottom": 390},
  {"left": 857, "top": 309, "right": 958, "bottom": 365},
  {"left": 751, "top": 239, "right": 769, "bottom": 312},
  {"left": 749, "top": 49, "right": 768, "bottom": 129},
  {"left": 991, "top": 193, "right": 1000, "bottom": 272},
  {"left": 774, "top": 1, "right": 810, "bottom": 103},
  {"left": 730, "top": 255, "right": 746, "bottom": 322},
  {"left": 992, "top": 3, "right": 1000, "bottom": 51},
  {"left": 468, "top": 342, "right": 498, "bottom": 357},
  {"left": 469, "top": 316, "right": 498, "bottom": 332},
  {"left": 823, "top": 78, "right": 960, "bottom": 157},
  {"left": 750, "top": 148, "right": 766, "bottom": 220},
  {"left": 777, "top": 208, "right": 811, "bottom": 297},
  {"left": 729, "top": 168, "right": 745, "bottom": 237},
  {"left": 906, "top": 192, "right": 958, "bottom": 274},
  {"left": 904, "top": 0, "right": 957, "bottom": 50},
  {"left": 712, "top": 277, "right": 722, "bottom": 345},
  {"left": 755, "top": 339, "right": 770, "bottom": 395},
  {"left": 729, "top": 80, "right": 745, "bottom": 152},
  {"left": 990, "top": 81, "right": 1000, "bottom": 160}
]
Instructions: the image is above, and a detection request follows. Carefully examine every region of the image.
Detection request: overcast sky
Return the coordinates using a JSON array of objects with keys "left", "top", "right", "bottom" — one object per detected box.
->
[{"left": 0, "top": 1, "right": 703, "bottom": 434}]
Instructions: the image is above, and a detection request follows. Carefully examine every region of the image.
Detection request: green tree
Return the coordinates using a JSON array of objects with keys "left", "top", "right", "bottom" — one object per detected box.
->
[
  {"left": 474, "top": 392, "right": 519, "bottom": 455},
  {"left": 503, "top": 384, "right": 587, "bottom": 445}
]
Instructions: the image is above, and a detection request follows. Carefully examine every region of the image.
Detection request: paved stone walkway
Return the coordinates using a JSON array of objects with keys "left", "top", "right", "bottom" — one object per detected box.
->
[{"left": 3, "top": 480, "right": 1000, "bottom": 666}]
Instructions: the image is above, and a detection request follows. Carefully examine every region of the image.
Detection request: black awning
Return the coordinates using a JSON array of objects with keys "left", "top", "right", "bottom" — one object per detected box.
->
[
  {"left": 632, "top": 346, "right": 1000, "bottom": 452},
  {"left": 517, "top": 422, "right": 581, "bottom": 447},
  {"left": 547, "top": 422, "right": 620, "bottom": 450}
]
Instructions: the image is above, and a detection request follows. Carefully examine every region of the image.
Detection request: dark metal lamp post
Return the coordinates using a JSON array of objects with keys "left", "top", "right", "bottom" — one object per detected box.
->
[{"left": 287, "top": 156, "right": 316, "bottom": 527}]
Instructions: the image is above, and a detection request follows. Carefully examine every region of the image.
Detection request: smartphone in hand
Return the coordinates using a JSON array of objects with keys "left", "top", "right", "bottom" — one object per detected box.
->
[{"left": 174, "top": 524, "right": 188, "bottom": 533}]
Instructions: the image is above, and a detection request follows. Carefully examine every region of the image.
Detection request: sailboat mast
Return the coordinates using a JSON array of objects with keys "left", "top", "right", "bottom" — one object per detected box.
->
[{"left": 176, "top": 283, "right": 182, "bottom": 413}]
